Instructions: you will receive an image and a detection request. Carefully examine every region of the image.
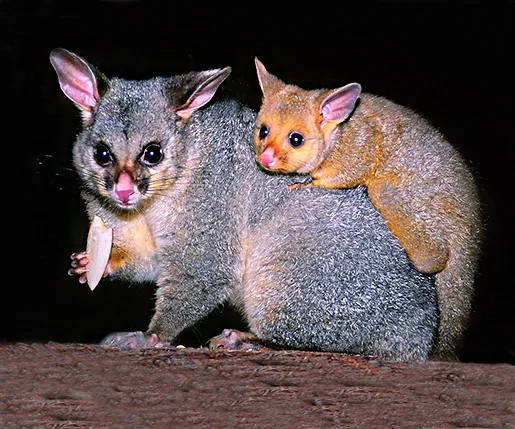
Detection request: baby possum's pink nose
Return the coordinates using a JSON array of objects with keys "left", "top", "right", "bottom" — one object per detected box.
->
[{"left": 259, "top": 146, "right": 277, "bottom": 169}]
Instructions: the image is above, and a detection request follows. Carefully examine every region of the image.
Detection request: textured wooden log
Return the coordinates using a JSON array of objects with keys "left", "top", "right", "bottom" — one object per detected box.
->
[{"left": 1, "top": 343, "right": 513, "bottom": 428}]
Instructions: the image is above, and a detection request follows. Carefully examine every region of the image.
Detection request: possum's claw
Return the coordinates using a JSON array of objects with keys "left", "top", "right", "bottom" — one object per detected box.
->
[{"left": 68, "top": 251, "right": 91, "bottom": 283}]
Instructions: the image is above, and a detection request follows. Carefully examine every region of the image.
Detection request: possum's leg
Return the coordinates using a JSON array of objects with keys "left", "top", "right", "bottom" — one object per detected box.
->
[
  {"left": 208, "top": 329, "right": 269, "bottom": 351},
  {"left": 378, "top": 211, "right": 448, "bottom": 274},
  {"left": 100, "top": 331, "right": 171, "bottom": 349},
  {"left": 367, "top": 182, "right": 449, "bottom": 275}
]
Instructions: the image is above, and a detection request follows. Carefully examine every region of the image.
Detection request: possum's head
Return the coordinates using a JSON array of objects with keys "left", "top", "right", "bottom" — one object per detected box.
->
[
  {"left": 50, "top": 48, "right": 231, "bottom": 211},
  {"left": 254, "top": 58, "right": 361, "bottom": 175}
]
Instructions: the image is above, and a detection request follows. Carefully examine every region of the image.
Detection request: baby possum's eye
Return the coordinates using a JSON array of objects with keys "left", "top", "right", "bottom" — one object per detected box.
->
[
  {"left": 258, "top": 125, "right": 269, "bottom": 140},
  {"left": 141, "top": 143, "right": 163, "bottom": 166},
  {"left": 94, "top": 143, "right": 112, "bottom": 166},
  {"left": 288, "top": 132, "right": 304, "bottom": 148}
]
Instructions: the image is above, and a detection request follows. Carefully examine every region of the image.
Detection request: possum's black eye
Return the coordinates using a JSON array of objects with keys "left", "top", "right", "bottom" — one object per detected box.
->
[
  {"left": 94, "top": 143, "right": 111, "bottom": 166},
  {"left": 259, "top": 125, "right": 269, "bottom": 140},
  {"left": 288, "top": 132, "right": 304, "bottom": 148},
  {"left": 142, "top": 143, "right": 163, "bottom": 166}
]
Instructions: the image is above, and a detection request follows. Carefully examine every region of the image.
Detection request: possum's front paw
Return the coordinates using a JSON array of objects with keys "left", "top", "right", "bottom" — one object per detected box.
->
[
  {"left": 100, "top": 331, "right": 172, "bottom": 349},
  {"left": 208, "top": 329, "right": 267, "bottom": 351},
  {"left": 68, "top": 251, "right": 110, "bottom": 286},
  {"left": 68, "top": 251, "right": 91, "bottom": 284}
]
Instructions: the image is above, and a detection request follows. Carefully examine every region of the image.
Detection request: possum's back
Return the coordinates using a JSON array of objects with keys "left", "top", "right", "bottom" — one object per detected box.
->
[{"left": 197, "top": 100, "right": 438, "bottom": 361}]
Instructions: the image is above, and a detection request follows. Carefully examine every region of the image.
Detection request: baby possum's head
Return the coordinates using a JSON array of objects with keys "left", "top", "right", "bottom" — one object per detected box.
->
[{"left": 253, "top": 58, "right": 361, "bottom": 176}]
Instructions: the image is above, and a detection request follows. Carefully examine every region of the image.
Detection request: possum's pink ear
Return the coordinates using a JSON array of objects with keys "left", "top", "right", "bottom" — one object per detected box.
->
[
  {"left": 49, "top": 48, "right": 101, "bottom": 123},
  {"left": 176, "top": 66, "right": 232, "bottom": 119},
  {"left": 319, "top": 83, "right": 361, "bottom": 134},
  {"left": 254, "top": 58, "right": 285, "bottom": 98}
]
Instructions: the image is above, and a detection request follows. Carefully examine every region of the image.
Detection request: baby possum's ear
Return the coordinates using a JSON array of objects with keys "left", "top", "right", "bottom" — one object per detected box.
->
[
  {"left": 318, "top": 83, "right": 361, "bottom": 137},
  {"left": 254, "top": 58, "right": 285, "bottom": 99}
]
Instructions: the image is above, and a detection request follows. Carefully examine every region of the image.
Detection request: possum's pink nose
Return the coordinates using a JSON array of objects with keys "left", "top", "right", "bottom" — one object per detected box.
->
[
  {"left": 116, "top": 189, "right": 135, "bottom": 203},
  {"left": 259, "top": 147, "right": 277, "bottom": 169},
  {"left": 115, "top": 171, "right": 135, "bottom": 203}
]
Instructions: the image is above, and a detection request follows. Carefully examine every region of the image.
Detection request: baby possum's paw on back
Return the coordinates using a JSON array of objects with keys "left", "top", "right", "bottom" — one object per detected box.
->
[{"left": 100, "top": 331, "right": 172, "bottom": 349}]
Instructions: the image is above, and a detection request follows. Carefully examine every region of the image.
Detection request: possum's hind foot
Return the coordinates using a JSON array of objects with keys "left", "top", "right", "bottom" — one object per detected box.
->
[
  {"left": 101, "top": 331, "right": 172, "bottom": 349},
  {"left": 208, "top": 329, "right": 268, "bottom": 351}
]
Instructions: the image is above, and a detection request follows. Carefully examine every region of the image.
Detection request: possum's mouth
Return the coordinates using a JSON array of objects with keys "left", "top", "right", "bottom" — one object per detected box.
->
[{"left": 111, "top": 191, "right": 142, "bottom": 210}]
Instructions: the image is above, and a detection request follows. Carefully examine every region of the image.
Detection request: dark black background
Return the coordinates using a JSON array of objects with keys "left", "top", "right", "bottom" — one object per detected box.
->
[{"left": 3, "top": 1, "right": 513, "bottom": 363}]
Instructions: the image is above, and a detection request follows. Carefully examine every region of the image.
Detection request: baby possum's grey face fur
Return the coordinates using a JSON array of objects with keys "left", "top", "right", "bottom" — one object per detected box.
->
[{"left": 73, "top": 78, "right": 184, "bottom": 212}]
